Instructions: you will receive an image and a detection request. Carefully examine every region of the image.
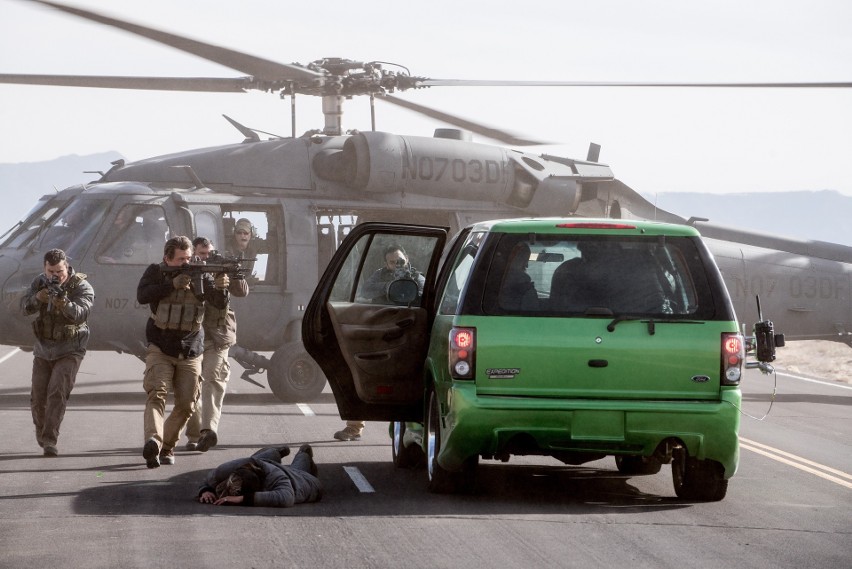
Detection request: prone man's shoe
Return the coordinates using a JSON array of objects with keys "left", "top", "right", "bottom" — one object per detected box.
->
[
  {"left": 197, "top": 430, "right": 218, "bottom": 452},
  {"left": 185, "top": 441, "right": 199, "bottom": 451},
  {"left": 159, "top": 447, "right": 175, "bottom": 466},
  {"left": 43, "top": 445, "right": 58, "bottom": 457},
  {"left": 143, "top": 438, "right": 160, "bottom": 469},
  {"left": 298, "top": 444, "right": 318, "bottom": 477},
  {"left": 277, "top": 445, "right": 291, "bottom": 459},
  {"left": 333, "top": 427, "right": 361, "bottom": 442}
]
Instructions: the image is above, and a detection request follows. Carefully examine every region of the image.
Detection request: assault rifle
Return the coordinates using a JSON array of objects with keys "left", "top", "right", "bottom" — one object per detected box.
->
[
  {"left": 161, "top": 252, "right": 255, "bottom": 295},
  {"left": 44, "top": 275, "right": 67, "bottom": 311},
  {"left": 45, "top": 275, "right": 66, "bottom": 299}
]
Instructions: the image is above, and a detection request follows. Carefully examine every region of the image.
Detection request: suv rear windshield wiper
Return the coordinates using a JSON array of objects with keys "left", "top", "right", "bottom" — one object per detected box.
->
[{"left": 607, "top": 315, "right": 705, "bottom": 335}]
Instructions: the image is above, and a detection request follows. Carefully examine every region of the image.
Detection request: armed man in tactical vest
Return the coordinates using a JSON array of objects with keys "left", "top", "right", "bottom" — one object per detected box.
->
[
  {"left": 183, "top": 236, "right": 249, "bottom": 452},
  {"left": 137, "top": 236, "right": 230, "bottom": 469},
  {"left": 22, "top": 248, "right": 95, "bottom": 457}
]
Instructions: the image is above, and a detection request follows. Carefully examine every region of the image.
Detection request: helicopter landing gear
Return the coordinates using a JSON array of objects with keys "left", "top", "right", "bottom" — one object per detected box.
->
[{"left": 267, "top": 342, "right": 327, "bottom": 402}]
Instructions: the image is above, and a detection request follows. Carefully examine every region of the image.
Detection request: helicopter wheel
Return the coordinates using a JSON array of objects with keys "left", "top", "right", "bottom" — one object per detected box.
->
[{"left": 267, "top": 342, "right": 327, "bottom": 402}]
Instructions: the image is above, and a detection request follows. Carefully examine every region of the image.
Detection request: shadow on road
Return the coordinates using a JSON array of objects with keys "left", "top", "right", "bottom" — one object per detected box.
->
[{"left": 48, "top": 459, "right": 688, "bottom": 518}]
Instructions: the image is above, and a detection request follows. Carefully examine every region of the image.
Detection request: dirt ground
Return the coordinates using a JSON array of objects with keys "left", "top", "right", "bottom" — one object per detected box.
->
[{"left": 772, "top": 339, "right": 852, "bottom": 383}]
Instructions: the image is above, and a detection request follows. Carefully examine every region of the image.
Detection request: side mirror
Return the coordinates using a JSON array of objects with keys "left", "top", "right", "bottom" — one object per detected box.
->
[{"left": 387, "top": 279, "right": 419, "bottom": 306}]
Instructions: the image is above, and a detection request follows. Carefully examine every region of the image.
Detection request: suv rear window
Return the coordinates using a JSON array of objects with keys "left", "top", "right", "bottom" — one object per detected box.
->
[{"left": 465, "top": 233, "right": 720, "bottom": 319}]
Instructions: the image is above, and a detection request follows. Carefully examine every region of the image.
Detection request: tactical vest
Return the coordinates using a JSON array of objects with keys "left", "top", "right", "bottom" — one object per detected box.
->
[
  {"left": 202, "top": 302, "right": 230, "bottom": 330},
  {"left": 33, "top": 273, "right": 87, "bottom": 342},
  {"left": 153, "top": 286, "right": 205, "bottom": 332}
]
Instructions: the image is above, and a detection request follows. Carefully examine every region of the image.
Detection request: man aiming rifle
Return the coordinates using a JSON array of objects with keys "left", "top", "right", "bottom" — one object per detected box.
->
[
  {"left": 181, "top": 237, "right": 249, "bottom": 453},
  {"left": 159, "top": 252, "right": 255, "bottom": 296}
]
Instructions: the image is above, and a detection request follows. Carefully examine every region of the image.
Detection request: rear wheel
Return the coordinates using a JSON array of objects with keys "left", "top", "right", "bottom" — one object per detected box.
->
[
  {"left": 426, "top": 389, "right": 477, "bottom": 493},
  {"left": 615, "top": 454, "right": 662, "bottom": 475},
  {"left": 672, "top": 448, "right": 728, "bottom": 501},
  {"left": 267, "top": 342, "right": 327, "bottom": 402},
  {"left": 392, "top": 421, "right": 422, "bottom": 469}
]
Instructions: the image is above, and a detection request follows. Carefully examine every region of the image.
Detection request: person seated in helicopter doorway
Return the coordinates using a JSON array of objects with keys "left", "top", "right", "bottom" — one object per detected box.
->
[
  {"left": 183, "top": 236, "right": 249, "bottom": 452},
  {"left": 197, "top": 444, "right": 322, "bottom": 507},
  {"left": 224, "top": 218, "right": 266, "bottom": 278}
]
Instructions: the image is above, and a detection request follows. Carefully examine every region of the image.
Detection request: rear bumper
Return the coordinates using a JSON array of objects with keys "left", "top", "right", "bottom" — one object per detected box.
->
[{"left": 438, "top": 382, "right": 741, "bottom": 477}]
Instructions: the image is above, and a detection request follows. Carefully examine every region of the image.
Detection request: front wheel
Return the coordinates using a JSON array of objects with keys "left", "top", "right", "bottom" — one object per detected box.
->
[
  {"left": 672, "top": 448, "right": 728, "bottom": 502},
  {"left": 267, "top": 342, "right": 327, "bottom": 402}
]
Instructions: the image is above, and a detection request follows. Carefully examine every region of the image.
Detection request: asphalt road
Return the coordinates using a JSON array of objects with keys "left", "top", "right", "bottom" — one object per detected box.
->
[{"left": 1, "top": 345, "right": 850, "bottom": 569}]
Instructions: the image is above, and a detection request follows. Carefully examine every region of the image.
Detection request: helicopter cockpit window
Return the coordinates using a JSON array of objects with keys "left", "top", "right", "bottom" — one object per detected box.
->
[
  {"left": 0, "top": 199, "right": 58, "bottom": 250},
  {"left": 96, "top": 204, "right": 168, "bottom": 265},
  {"left": 36, "top": 199, "right": 111, "bottom": 260}
]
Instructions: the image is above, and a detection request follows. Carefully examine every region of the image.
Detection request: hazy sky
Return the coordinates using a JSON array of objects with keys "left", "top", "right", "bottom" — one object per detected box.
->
[{"left": 1, "top": 0, "right": 850, "bottom": 197}]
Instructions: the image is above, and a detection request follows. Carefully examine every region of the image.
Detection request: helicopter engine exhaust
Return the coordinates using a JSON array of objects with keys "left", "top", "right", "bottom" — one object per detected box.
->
[{"left": 312, "top": 132, "right": 588, "bottom": 215}]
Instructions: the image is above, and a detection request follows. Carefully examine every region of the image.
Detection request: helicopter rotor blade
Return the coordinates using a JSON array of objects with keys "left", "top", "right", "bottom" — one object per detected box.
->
[
  {"left": 419, "top": 79, "right": 852, "bottom": 88},
  {"left": 28, "top": 0, "right": 324, "bottom": 84},
  {"left": 379, "top": 94, "right": 550, "bottom": 147},
  {"left": 0, "top": 73, "right": 252, "bottom": 92}
]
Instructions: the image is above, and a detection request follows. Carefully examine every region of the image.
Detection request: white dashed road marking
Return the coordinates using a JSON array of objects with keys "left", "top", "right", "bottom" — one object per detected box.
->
[
  {"left": 296, "top": 403, "right": 315, "bottom": 416},
  {"left": 0, "top": 347, "right": 21, "bottom": 365},
  {"left": 343, "top": 466, "right": 375, "bottom": 493}
]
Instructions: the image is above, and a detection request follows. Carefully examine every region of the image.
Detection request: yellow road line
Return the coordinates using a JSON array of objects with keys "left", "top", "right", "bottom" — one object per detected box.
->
[{"left": 740, "top": 436, "right": 852, "bottom": 490}]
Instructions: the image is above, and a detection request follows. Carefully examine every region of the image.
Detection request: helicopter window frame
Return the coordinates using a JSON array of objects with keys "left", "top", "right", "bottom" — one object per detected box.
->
[
  {"left": 95, "top": 203, "right": 169, "bottom": 266},
  {"left": 0, "top": 199, "right": 59, "bottom": 250},
  {"left": 193, "top": 210, "right": 224, "bottom": 254},
  {"left": 221, "top": 207, "right": 281, "bottom": 285},
  {"left": 33, "top": 199, "right": 112, "bottom": 261}
]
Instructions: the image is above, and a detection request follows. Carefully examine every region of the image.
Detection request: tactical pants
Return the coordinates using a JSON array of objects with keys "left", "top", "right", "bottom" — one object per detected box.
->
[
  {"left": 143, "top": 344, "right": 201, "bottom": 450},
  {"left": 31, "top": 353, "right": 82, "bottom": 447},
  {"left": 185, "top": 340, "right": 230, "bottom": 441}
]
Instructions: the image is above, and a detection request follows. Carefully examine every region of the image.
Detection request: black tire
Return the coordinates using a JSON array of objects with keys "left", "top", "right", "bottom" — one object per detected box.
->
[
  {"left": 672, "top": 448, "right": 728, "bottom": 502},
  {"left": 425, "top": 390, "right": 476, "bottom": 493},
  {"left": 392, "top": 421, "right": 423, "bottom": 469},
  {"left": 267, "top": 343, "right": 327, "bottom": 402},
  {"left": 615, "top": 454, "right": 663, "bottom": 475}
]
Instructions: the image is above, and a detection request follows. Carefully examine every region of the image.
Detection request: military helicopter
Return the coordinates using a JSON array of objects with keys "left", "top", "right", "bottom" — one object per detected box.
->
[{"left": 1, "top": 0, "right": 850, "bottom": 402}]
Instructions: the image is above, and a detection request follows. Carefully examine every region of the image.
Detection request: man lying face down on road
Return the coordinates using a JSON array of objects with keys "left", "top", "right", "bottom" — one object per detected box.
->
[{"left": 197, "top": 445, "right": 322, "bottom": 507}]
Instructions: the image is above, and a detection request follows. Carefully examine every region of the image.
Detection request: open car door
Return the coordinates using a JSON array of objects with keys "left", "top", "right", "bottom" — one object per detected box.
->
[{"left": 303, "top": 222, "right": 449, "bottom": 421}]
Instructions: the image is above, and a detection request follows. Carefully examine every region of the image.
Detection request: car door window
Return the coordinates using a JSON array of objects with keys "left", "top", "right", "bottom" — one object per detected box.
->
[
  {"left": 438, "top": 231, "right": 484, "bottom": 315},
  {"left": 352, "top": 234, "right": 437, "bottom": 306}
]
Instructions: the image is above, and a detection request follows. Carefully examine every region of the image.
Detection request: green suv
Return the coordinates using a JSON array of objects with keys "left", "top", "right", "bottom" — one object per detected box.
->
[{"left": 303, "top": 218, "right": 779, "bottom": 501}]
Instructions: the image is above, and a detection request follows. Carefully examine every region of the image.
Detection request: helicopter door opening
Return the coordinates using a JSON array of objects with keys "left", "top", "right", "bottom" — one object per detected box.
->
[
  {"left": 221, "top": 209, "right": 279, "bottom": 285},
  {"left": 317, "top": 215, "right": 357, "bottom": 279}
]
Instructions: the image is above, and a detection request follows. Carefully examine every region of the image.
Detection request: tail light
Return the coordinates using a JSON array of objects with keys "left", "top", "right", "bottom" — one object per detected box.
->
[
  {"left": 721, "top": 332, "right": 745, "bottom": 385},
  {"left": 449, "top": 327, "right": 476, "bottom": 380}
]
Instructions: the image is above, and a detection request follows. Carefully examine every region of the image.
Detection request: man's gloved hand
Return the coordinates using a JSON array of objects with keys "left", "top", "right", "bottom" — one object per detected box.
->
[
  {"left": 173, "top": 274, "right": 192, "bottom": 290},
  {"left": 35, "top": 288, "right": 50, "bottom": 304},
  {"left": 214, "top": 273, "right": 230, "bottom": 290},
  {"left": 52, "top": 296, "right": 68, "bottom": 310}
]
